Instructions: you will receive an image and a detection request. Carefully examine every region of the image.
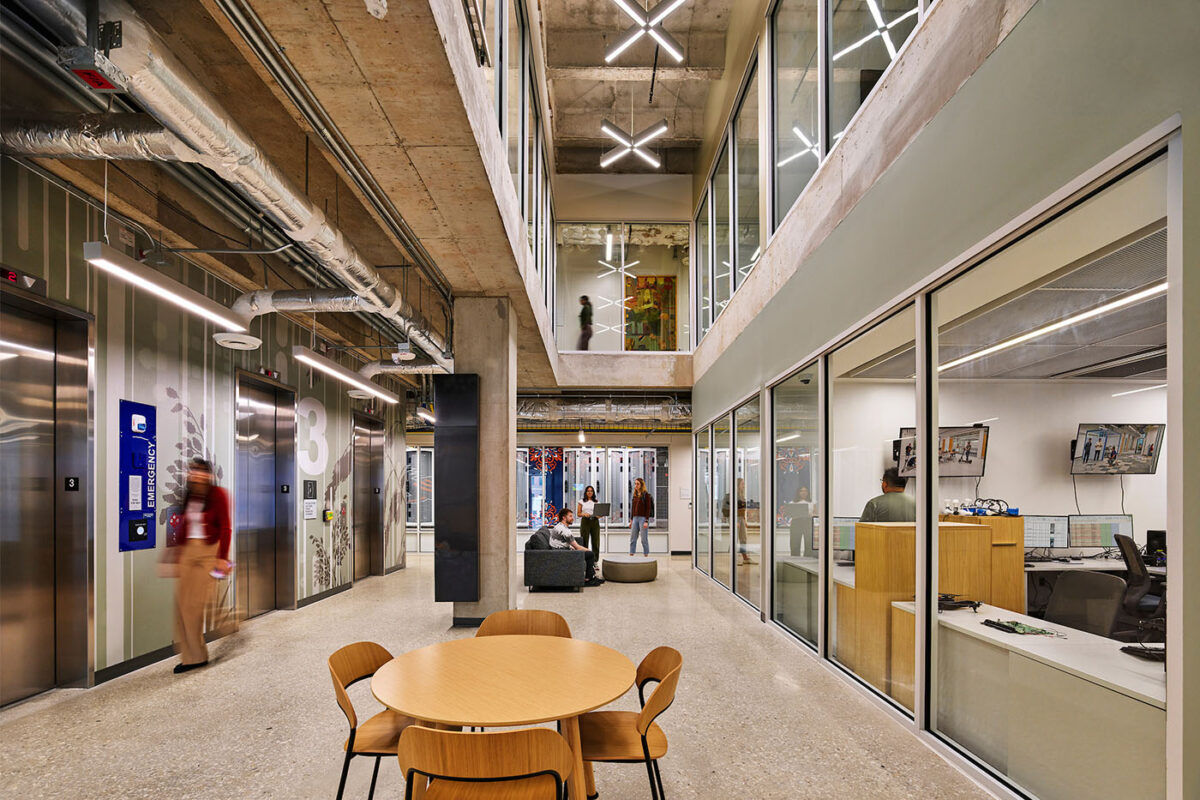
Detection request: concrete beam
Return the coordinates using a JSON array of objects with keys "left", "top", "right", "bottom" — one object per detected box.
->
[{"left": 553, "top": 352, "right": 693, "bottom": 390}]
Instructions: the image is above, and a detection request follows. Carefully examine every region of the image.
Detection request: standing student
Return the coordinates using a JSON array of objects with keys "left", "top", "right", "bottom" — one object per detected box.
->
[
  {"left": 735, "top": 477, "right": 752, "bottom": 565},
  {"left": 577, "top": 295, "right": 594, "bottom": 350},
  {"left": 576, "top": 485, "right": 601, "bottom": 560},
  {"left": 629, "top": 477, "right": 654, "bottom": 556},
  {"left": 171, "top": 458, "right": 232, "bottom": 673},
  {"left": 786, "top": 485, "right": 816, "bottom": 557}
]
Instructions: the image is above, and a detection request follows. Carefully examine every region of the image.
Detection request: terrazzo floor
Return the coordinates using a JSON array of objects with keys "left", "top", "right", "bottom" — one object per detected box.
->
[{"left": 0, "top": 555, "right": 991, "bottom": 799}]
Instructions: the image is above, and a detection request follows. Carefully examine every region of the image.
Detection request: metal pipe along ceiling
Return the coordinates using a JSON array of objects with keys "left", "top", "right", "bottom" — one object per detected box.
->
[
  {"left": 516, "top": 398, "right": 692, "bottom": 424},
  {"left": 14, "top": 0, "right": 452, "bottom": 372}
]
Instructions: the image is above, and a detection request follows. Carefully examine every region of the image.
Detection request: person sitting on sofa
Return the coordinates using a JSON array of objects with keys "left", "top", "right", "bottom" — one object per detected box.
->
[{"left": 552, "top": 508, "right": 604, "bottom": 586}]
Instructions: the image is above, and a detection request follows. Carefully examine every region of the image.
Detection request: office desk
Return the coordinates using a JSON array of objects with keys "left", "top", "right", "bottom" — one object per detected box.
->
[
  {"left": 892, "top": 602, "right": 1164, "bottom": 800},
  {"left": 1148, "top": 565, "right": 1166, "bottom": 577},
  {"left": 780, "top": 556, "right": 855, "bottom": 588}
]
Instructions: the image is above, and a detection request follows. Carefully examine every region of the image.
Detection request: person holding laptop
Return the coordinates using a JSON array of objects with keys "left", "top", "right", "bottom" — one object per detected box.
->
[{"left": 576, "top": 485, "right": 601, "bottom": 560}]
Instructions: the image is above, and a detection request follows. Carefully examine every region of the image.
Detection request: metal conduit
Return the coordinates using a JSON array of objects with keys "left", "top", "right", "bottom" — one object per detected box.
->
[{"left": 14, "top": 0, "right": 453, "bottom": 372}]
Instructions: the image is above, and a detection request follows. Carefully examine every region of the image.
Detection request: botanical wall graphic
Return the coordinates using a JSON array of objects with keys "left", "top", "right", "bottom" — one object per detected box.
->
[
  {"left": 309, "top": 436, "right": 354, "bottom": 593},
  {"left": 624, "top": 275, "right": 677, "bottom": 351},
  {"left": 157, "top": 385, "right": 224, "bottom": 526}
]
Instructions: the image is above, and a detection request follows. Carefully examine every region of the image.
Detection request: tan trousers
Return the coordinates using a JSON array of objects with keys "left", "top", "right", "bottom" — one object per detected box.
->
[{"left": 174, "top": 540, "right": 217, "bottom": 665}]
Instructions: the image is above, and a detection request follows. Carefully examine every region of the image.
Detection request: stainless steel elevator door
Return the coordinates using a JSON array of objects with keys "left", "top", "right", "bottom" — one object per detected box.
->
[
  {"left": 236, "top": 382, "right": 277, "bottom": 620},
  {"left": 352, "top": 418, "right": 384, "bottom": 580},
  {"left": 0, "top": 308, "right": 57, "bottom": 706}
]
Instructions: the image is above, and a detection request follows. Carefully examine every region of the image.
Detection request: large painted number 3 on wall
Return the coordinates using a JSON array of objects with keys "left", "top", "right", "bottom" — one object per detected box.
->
[{"left": 296, "top": 397, "right": 328, "bottom": 476}]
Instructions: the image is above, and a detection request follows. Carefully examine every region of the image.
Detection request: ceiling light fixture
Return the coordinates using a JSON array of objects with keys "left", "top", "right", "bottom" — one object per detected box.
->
[
  {"left": 605, "top": 232, "right": 614, "bottom": 261},
  {"left": 777, "top": 126, "right": 820, "bottom": 168},
  {"left": 832, "top": 2, "right": 918, "bottom": 62},
  {"left": 83, "top": 242, "right": 248, "bottom": 332},
  {"left": 578, "top": 428, "right": 587, "bottom": 443},
  {"left": 777, "top": 433, "right": 802, "bottom": 443},
  {"left": 1111, "top": 384, "right": 1168, "bottom": 398},
  {"left": 600, "top": 118, "right": 667, "bottom": 169},
  {"left": 291, "top": 345, "right": 399, "bottom": 404},
  {"left": 415, "top": 405, "right": 436, "bottom": 423},
  {"left": 938, "top": 282, "right": 1169, "bottom": 373},
  {"left": 604, "top": 0, "right": 686, "bottom": 64}
]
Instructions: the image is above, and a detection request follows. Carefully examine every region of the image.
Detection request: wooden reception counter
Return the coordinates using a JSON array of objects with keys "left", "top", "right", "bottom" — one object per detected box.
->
[{"left": 832, "top": 519, "right": 1026, "bottom": 710}]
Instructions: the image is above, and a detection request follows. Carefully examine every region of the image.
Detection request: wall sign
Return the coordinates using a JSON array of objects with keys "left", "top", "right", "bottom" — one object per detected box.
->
[
  {"left": 119, "top": 399, "right": 157, "bottom": 551},
  {"left": 303, "top": 480, "right": 318, "bottom": 520}
]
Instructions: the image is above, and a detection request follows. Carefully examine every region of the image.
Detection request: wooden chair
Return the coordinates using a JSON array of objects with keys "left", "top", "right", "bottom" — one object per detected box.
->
[
  {"left": 397, "top": 726, "right": 574, "bottom": 799},
  {"left": 579, "top": 647, "right": 682, "bottom": 800},
  {"left": 328, "top": 641, "right": 415, "bottom": 800},
  {"left": 476, "top": 609, "right": 572, "bottom": 638}
]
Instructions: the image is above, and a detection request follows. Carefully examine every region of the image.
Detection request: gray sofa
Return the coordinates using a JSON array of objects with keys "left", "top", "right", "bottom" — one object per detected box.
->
[{"left": 524, "top": 527, "right": 588, "bottom": 591}]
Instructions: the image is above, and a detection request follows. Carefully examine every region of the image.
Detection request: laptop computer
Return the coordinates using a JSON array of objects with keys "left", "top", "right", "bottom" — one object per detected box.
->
[{"left": 591, "top": 502, "right": 611, "bottom": 517}]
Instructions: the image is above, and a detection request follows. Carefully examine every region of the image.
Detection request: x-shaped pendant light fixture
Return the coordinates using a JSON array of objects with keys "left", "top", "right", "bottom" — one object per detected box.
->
[
  {"left": 606, "top": 0, "right": 687, "bottom": 63},
  {"left": 600, "top": 118, "right": 668, "bottom": 169}
]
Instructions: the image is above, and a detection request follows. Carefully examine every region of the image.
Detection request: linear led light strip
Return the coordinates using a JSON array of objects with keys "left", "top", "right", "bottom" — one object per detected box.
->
[
  {"left": 778, "top": 126, "right": 819, "bottom": 168},
  {"left": 83, "top": 241, "right": 248, "bottom": 332},
  {"left": 832, "top": 3, "right": 918, "bottom": 62},
  {"left": 292, "top": 345, "right": 399, "bottom": 404},
  {"left": 606, "top": 0, "right": 686, "bottom": 63},
  {"left": 938, "top": 282, "right": 1168, "bottom": 373},
  {"left": 1112, "top": 384, "right": 1167, "bottom": 398}
]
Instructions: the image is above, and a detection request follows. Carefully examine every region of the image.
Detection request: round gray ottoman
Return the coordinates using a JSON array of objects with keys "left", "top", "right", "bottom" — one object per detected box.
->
[{"left": 602, "top": 554, "right": 658, "bottom": 583}]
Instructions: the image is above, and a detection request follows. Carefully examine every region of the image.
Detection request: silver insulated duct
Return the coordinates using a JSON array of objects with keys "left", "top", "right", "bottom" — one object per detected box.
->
[{"left": 12, "top": 0, "right": 452, "bottom": 372}]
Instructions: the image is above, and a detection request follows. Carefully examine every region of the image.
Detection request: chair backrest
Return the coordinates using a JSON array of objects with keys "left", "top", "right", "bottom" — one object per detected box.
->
[
  {"left": 397, "top": 726, "right": 573, "bottom": 799},
  {"left": 328, "top": 641, "right": 393, "bottom": 730},
  {"left": 1044, "top": 570, "right": 1126, "bottom": 637},
  {"left": 635, "top": 646, "right": 682, "bottom": 706},
  {"left": 476, "top": 609, "right": 572, "bottom": 638},
  {"left": 1114, "top": 534, "right": 1152, "bottom": 614},
  {"left": 637, "top": 660, "right": 682, "bottom": 736}
]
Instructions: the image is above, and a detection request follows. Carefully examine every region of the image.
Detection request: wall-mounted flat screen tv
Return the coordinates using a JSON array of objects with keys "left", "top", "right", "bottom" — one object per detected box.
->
[
  {"left": 1071, "top": 423, "right": 1164, "bottom": 475},
  {"left": 896, "top": 426, "right": 989, "bottom": 478}
]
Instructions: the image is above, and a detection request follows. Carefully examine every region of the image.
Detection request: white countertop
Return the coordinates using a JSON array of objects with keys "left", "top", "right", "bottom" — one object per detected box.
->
[
  {"left": 891, "top": 601, "right": 1164, "bottom": 709},
  {"left": 781, "top": 556, "right": 855, "bottom": 589},
  {"left": 1024, "top": 560, "right": 1126, "bottom": 572}
]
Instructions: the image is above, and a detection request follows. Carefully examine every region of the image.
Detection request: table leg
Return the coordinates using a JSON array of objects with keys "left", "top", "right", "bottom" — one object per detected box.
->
[{"left": 561, "top": 715, "right": 588, "bottom": 800}]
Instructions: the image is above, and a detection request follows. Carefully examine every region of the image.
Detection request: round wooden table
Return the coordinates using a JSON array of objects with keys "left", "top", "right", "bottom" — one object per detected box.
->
[{"left": 372, "top": 635, "right": 635, "bottom": 800}]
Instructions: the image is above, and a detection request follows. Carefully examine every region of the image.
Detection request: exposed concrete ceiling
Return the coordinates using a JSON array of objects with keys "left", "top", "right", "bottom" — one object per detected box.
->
[{"left": 543, "top": 0, "right": 734, "bottom": 174}]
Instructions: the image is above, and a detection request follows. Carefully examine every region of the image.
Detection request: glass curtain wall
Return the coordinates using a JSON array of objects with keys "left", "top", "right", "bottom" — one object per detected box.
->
[
  {"left": 712, "top": 146, "right": 732, "bottom": 320},
  {"left": 734, "top": 64, "right": 760, "bottom": 287},
  {"left": 733, "top": 397, "right": 762, "bottom": 607},
  {"left": 829, "top": 0, "right": 919, "bottom": 144},
  {"left": 525, "top": 69, "right": 537, "bottom": 251},
  {"left": 516, "top": 447, "right": 530, "bottom": 526},
  {"left": 506, "top": 0, "right": 522, "bottom": 191},
  {"left": 772, "top": 0, "right": 820, "bottom": 229},
  {"left": 696, "top": 195, "right": 711, "bottom": 341},
  {"left": 772, "top": 363, "right": 820, "bottom": 646},
  {"left": 555, "top": 222, "right": 690, "bottom": 352},
  {"left": 405, "top": 446, "right": 435, "bottom": 551},
  {"left": 928, "top": 158, "right": 1168, "bottom": 797},
  {"left": 828, "top": 304, "right": 917, "bottom": 712},
  {"left": 696, "top": 429, "right": 711, "bottom": 574},
  {"left": 712, "top": 414, "right": 733, "bottom": 588}
]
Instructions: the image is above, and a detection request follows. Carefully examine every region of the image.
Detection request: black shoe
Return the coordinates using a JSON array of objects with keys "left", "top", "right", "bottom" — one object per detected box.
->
[
  {"left": 585, "top": 577, "right": 603, "bottom": 587},
  {"left": 173, "top": 660, "right": 208, "bottom": 674}
]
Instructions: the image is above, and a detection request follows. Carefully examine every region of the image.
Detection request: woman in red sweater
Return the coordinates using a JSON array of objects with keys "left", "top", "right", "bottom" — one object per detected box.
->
[{"left": 172, "top": 457, "right": 232, "bottom": 673}]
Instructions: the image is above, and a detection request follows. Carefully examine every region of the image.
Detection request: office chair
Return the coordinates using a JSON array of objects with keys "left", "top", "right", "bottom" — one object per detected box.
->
[
  {"left": 1043, "top": 570, "right": 1126, "bottom": 637},
  {"left": 1112, "top": 534, "right": 1165, "bottom": 642}
]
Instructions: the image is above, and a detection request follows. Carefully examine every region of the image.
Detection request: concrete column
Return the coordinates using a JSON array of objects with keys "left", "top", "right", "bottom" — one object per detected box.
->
[{"left": 452, "top": 297, "right": 517, "bottom": 623}]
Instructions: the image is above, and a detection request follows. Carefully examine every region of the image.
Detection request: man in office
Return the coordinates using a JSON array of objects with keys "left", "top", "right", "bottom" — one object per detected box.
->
[{"left": 859, "top": 467, "right": 916, "bottom": 522}]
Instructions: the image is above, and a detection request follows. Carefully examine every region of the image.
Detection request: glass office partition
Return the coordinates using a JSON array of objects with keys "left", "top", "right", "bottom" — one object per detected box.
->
[
  {"left": 418, "top": 448, "right": 434, "bottom": 528},
  {"left": 772, "top": 363, "right": 820, "bottom": 646},
  {"left": 734, "top": 64, "right": 760, "bottom": 287},
  {"left": 734, "top": 397, "right": 762, "bottom": 607},
  {"left": 712, "top": 414, "right": 733, "bottom": 588},
  {"left": 829, "top": 0, "right": 918, "bottom": 147},
  {"left": 772, "top": 0, "right": 820, "bottom": 229},
  {"left": 712, "top": 146, "right": 732, "bottom": 321},
  {"left": 928, "top": 157, "right": 1168, "bottom": 797},
  {"left": 525, "top": 70, "right": 537, "bottom": 241},
  {"left": 696, "top": 429, "right": 711, "bottom": 574},
  {"left": 697, "top": 195, "right": 711, "bottom": 340},
  {"left": 828, "top": 304, "right": 917, "bottom": 711}
]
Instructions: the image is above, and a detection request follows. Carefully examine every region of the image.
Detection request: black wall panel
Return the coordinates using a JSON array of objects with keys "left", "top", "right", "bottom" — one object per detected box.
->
[{"left": 432, "top": 374, "right": 480, "bottom": 602}]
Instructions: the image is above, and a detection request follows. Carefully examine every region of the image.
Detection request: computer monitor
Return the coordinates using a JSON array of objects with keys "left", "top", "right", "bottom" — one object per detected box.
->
[
  {"left": 1068, "top": 514, "right": 1134, "bottom": 548},
  {"left": 831, "top": 517, "right": 858, "bottom": 550},
  {"left": 1024, "top": 515, "right": 1070, "bottom": 549},
  {"left": 896, "top": 426, "right": 989, "bottom": 478},
  {"left": 1145, "top": 529, "right": 1166, "bottom": 559},
  {"left": 1070, "top": 423, "right": 1164, "bottom": 475}
]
